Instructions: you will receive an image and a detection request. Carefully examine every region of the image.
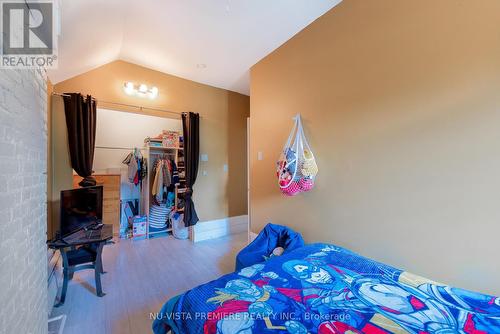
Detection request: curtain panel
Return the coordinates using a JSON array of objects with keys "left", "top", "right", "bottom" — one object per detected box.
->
[
  {"left": 63, "top": 93, "right": 97, "bottom": 187},
  {"left": 182, "top": 112, "right": 200, "bottom": 227}
]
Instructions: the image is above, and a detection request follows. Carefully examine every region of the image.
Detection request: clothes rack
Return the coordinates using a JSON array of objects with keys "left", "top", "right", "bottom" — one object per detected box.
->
[{"left": 142, "top": 144, "right": 186, "bottom": 238}]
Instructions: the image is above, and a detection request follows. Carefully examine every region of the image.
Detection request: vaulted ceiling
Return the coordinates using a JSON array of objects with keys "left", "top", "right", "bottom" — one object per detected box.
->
[{"left": 47, "top": 0, "right": 342, "bottom": 95}]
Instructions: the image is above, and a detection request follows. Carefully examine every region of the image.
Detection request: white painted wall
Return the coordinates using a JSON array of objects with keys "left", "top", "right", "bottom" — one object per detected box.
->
[
  {"left": 0, "top": 68, "right": 48, "bottom": 333},
  {"left": 93, "top": 108, "right": 181, "bottom": 199}
]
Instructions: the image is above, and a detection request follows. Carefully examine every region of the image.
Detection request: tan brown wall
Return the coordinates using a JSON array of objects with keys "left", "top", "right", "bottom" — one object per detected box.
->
[
  {"left": 228, "top": 93, "right": 250, "bottom": 216},
  {"left": 250, "top": 0, "right": 500, "bottom": 295},
  {"left": 52, "top": 60, "right": 249, "bottom": 223},
  {"left": 48, "top": 95, "right": 74, "bottom": 239},
  {"left": 47, "top": 78, "right": 75, "bottom": 240}
]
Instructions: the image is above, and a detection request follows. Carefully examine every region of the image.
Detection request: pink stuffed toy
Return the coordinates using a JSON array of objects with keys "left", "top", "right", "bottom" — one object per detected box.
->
[
  {"left": 281, "top": 181, "right": 300, "bottom": 196},
  {"left": 299, "top": 178, "right": 314, "bottom": 192}
]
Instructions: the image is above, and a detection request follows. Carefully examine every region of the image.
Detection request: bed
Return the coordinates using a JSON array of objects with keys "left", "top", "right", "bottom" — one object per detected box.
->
[{"left": 153, "top": 243, "right": 500, "bottom": 333}]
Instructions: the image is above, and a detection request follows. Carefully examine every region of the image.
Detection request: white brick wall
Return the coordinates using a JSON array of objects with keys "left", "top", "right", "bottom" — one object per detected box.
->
[{"left": 0, "top": 68, "right": 48, "bottom": 334}]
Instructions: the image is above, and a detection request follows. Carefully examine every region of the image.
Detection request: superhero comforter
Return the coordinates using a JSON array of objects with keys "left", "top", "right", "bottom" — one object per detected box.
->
[{"left": 152, "top": 243, "right": 500, "bottom": 333}]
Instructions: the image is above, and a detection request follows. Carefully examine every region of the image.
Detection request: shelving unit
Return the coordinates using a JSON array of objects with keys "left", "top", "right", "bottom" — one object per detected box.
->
[{"left": 141, "top": 138, "right": 187, "bottom": 239}]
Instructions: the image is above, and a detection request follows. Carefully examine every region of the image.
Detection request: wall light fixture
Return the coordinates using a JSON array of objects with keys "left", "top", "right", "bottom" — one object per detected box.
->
[{"left": 123, "top": 82, "right": 159, "bottom": 99}]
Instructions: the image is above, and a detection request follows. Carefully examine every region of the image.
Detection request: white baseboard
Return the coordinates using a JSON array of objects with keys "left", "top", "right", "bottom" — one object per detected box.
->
[
  {"left": 193, "top": 215, "right": 248, "bottom": 242},
  {"left": 248, "top": 231, "right": 258, "bottom": 243}
]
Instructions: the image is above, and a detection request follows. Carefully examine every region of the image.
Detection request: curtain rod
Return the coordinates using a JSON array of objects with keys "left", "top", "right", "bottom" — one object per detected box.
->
[
  {"left": 95, "top": 145, "right": 141, "bottom": 151},
  {"left": 51, "top": 92, "right": 184, "bottom": 117},
  {"left": 95, "top": 145, "right": 179, "bottom": 152}
]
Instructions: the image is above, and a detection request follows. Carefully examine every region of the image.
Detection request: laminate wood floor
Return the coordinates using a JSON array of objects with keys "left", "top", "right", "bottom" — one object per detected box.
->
[{"left": 50, "top": 232, "right": 248, "bottom": 334}]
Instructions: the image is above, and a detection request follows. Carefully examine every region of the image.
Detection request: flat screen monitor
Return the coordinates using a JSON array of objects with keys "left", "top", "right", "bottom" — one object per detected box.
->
[{"left": 60, "top": 186, "right": 103, "bottom": 237}]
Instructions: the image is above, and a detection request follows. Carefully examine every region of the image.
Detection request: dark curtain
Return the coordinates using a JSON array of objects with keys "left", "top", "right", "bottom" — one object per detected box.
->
[
  {"left": 182, "top": 112, "right": 200, "bottom": 227},
  {"left": 63, "top": 93, "right": 97, "bottom": 187}
]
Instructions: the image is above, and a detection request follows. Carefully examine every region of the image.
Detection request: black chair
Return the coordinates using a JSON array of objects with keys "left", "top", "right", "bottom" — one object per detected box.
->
[
  {"left": 48, "top": 225, "right": 113, "bottom": 307},
  {"left": 58, "top": 243, "right": 106, "bottom": 306}
]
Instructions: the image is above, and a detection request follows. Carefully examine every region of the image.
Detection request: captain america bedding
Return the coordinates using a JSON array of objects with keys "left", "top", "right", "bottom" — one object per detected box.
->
[{"left": 152, "top": 243, "right": 500, "bottom": 334}]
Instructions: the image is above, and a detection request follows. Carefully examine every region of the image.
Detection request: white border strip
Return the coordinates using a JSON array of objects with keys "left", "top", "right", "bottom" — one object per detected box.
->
[
  {"left": 248, "top": 231, "right": 258, "bottom": 243},
  {"left": 192, "top": 215, "right": 248, "bottom": 242}
]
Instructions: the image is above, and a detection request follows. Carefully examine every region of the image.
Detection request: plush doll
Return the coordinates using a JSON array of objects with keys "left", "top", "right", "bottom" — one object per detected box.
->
[
  {"left": 272, "top": 247, "right": 285, "bottom": 257},
  {"left": 299, "top": 177, "right": 314, "bottom": 192},
  {"left": 301, "top": 149, "right": 318, "bottom": 177},
  {"left": 281, "top": 181, "right": 300, "bottom": 196}
]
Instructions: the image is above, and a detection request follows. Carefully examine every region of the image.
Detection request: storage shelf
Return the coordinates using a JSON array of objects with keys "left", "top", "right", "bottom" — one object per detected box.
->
[
  {"left": 143, "top": 132, "right": 185, "bottom": 240},
  {"left": 147, "top": 146, "right": 183, "bottom": 150}
]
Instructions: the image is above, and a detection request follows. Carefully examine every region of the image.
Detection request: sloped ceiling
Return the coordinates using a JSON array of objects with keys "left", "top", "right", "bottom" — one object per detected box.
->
[{"left": 47, "top": 0, "right": 342, "bottom": 95}]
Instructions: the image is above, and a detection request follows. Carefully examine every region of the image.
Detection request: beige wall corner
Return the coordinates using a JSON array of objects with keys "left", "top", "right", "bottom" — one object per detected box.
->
[
  {"left": 250, "top": 0, "right": 500, "bottom": 295},
  {"left": 49, "top": 95, "right": 73, "bottom": 239},
  {"left": 227, "top": 91, "right": 250, "bottom": 216}
]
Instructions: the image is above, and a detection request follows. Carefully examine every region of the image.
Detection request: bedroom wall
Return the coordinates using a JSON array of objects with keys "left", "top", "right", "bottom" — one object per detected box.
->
[
  {"left": 48, "top": 95, "right": 73, "bottom": 240},
  {"left": 47, "top": 79, "right": 53, "bottom": 238},
  {"left": 250, "top": 0, "right": 500, "bottom": 295},
  {"left": 0, "top": 68, "right": 48, "bottom": 333},
  {"left": 51, "top": 60, "right": 249, "bottom": 232}
]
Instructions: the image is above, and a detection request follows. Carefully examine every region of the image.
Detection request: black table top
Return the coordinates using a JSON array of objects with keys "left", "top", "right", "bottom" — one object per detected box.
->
[{"left": 48, "top": 224, "right": 113, "bottom": 249}]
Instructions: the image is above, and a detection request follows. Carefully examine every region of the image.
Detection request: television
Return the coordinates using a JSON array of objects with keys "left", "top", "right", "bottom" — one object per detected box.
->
[{"left": 60, "top": 186, "right": 103, "bottom": 237}]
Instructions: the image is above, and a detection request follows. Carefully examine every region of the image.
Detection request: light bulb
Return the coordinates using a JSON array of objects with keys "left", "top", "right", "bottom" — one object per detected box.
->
[
  {"left": 139, "top": 84, "right": 148, "bottom": 93},
  {"left": 149, "top": 86, "right": 158, "bottom": 99},
  {"left": 124, "top": 82, "right": 135, "bottom": 95}
]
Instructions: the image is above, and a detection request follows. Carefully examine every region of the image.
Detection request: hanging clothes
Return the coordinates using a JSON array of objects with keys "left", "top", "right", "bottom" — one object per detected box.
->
[
  {"left": 171, "top": 159, "right": 180, "bottom": 186},
  {"left": 123, "top": 149, "right": 147, "bottom": 186},
  {"left": 140, "top": 157, "right": 147, "bottom": 181},
  {"left": 162, "top": 159, "right": 172, "bottom": 187},
  {"left": 152, "top": 160, "right": 164, "bottom": 202},
  {"left": 123, "top": 152, "right": 138, "bottom": 183},
  {"left": 151, "top": 158, "right": 175, "bottom": 203}
]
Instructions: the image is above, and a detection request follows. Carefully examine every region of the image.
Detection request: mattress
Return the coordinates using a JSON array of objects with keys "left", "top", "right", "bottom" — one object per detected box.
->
[{"left": 153, "top": 243, "right": 500, "bottom": 333}]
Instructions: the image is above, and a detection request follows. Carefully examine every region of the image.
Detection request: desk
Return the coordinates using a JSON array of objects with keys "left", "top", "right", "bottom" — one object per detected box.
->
[{"left": 47, "top": 225, "right": 113, "bottom": 307}]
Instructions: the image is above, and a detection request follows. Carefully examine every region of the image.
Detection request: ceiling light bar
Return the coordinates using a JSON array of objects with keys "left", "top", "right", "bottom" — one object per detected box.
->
[{"left": 123, "top": 82, "right": 159, "bottom": 99}]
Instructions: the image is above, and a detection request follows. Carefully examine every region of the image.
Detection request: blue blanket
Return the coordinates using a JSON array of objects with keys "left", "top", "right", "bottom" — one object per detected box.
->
[{"left": 153, "top": 243, "right": 500, "bottom": 333}]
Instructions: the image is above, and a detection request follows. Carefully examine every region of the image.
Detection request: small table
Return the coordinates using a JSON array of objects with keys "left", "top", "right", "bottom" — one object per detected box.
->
[{"left": 47, "top": 224, "right": 113, "bottom": 307}]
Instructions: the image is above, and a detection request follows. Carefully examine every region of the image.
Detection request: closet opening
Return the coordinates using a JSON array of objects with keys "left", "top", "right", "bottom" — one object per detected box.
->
[{"left": 84, "top": 107, "right": 188, "bottom": 240}]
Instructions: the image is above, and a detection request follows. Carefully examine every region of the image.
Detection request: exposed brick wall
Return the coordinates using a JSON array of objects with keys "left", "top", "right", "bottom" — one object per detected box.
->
[{"left": 0, "top": 68, "right": 48, "bottom": 334}]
